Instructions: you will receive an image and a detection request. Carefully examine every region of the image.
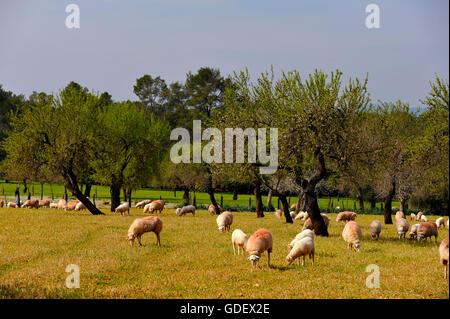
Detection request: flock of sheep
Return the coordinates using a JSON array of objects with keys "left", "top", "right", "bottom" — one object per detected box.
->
[{"left": 2, "top": 197, "right": 449, "bottom": 279}]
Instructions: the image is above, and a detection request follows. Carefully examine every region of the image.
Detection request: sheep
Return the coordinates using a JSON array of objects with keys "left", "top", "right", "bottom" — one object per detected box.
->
[
  {"left": 396, "top": 218, "right": 410, "bottom": 239},
  {"left": 435, "top": 217, "right": 445, "bottom": 229},
  {"left": 395, "top": 211, "right": 405, "bottom": 221},
  {"left": 342, "top": 221, "right": 362, "bottom": 252},
  {"left": 101, "top": 201, "right": 110, "bottom": 205},
  {"left": 127, "top": 216, "right": 163, "bottom": 247},
  {"left": 447, "top": 219, "right": 449, "bottom": 228},
  {"left": 115, "top": 202, "right": 130, "bottom": 216},
  {"left": 208, "top": 204, "right": 222, "bottom": 216},
  {"left": 0, "top": 200, "right": 4, "bottom": 207},
  {"left": 135, "top": 199, "right": 152, "bottom": 209},
  {"left": 143, "top": 200, "right": 165, "bottom": 214},
  {"left": 7, "top": 202, "right": 17, "bottom": 208},
  {"left": 289, "top": 211, "right": 296, "bottom": 219},
  {"left": 290, "top": 203, "right": 298, "bottom": 210},
  {"left": 287, "top": 229, "right": 314, "bottom": 252},
  {"left": 420, "top": 214, "right": 428, "bottom": 222},
  {"left": 216, "top": 211, "right": 233, "bottom": 232},
  {"left": 65, "top": 200, "right": 80, "bottom": 211},
  {"left": 38, "top": 199, "right": 50, "bottom": 208},
  {"left": 22, "top": 199, "right": 39, "bottom": 209},
  {"left": 176, "top": 205, "right": 195, "bottom": 217},
  {"left": 275, "top": 209, "right": 282, "bottom": 219},
  {"left": 75, "top": 201, "right": 86, "bottom": 211},
  {"left": 57, "top": 199, "right": 67, "bottom": 209},
  {"left": 336, "top": 211, "right": 357, "bottom": 223},
  {"left": 246, "top": 229, "right": 273, "bottom": 267},
  {"left": 295, "top": 211, "right": 308, "bottom": 221},
  {"left": 439, "top": 237, "right": 449, "bottom": 279},
  {"left": 417, "top": 222, "right": 438, "bottom": 242},
  {"left": 286, "top": 237, "right": 315, "bottom": 266},
  {"left": 417, "top": 211, "right": 423, "bottom": 221},
  {"left": 231, "top": 229, "right": 248, "bottom": 256},
  {"left": 410, "top": 213, "right": 416, "bottom": 221},
  {"left": 409, "top": 224, "right": 420, "bottom": 239},
  {"left": 302, "top": 214, "right": 330, "bottom": 231},
  {"left": 49, "top": 203, "right": 58, "bottom": 209},
  {"left": 369, "top": 220, "right": 382, "bottom": 240}
]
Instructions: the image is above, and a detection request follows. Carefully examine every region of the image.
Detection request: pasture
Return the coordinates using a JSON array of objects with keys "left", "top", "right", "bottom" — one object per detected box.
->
[{"left": 0, "top": 208, "right": 448, "bottom": 299}]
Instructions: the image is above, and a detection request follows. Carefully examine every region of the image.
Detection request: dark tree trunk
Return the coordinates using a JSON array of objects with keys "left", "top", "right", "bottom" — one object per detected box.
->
[
  {"left": 206, "top": 167, "right": 221, "bottom": 214},
  {"left": 182, "top": 189, "right": 190, "bottom": 203},
  {"left": 357, "top": 186, "right": 364, "bottom": 211},
  {"left": 127, "top": 189, "right": 132, "bottom": 208},
  {"left": 65, "top": 170, "right": 104, "bottom": 215},
  {"left": 64, "top": 184, "right": 68, "bottom": 201},
  {"left": 400, "top": 197, "right": 408, "bottom": 214},
  {"left": 295, "top": 191, "right": 303, "bottom": 215},
  {"left": 23, "top": 179, "right": 28, "bottom": 194},
  {"left": 266, "top": 189, "right": 272, "bottom": 208},
  {"left": 279, "top": 194, "right": 293, "bottom": 223},
  {"left": 254, "top": 180, "right": 264, "bottom": 218},
  {"left": 384, "top": 178, "right": 396, "bottom": 224},
  {"left": 110, "top": 184, "right": 121, "bottom": 212},
  {"left": 370, "top": 198, "right": 376, "bottom": 209},
  {"left": 40, "top": 182, "right": 44, "bottom": 200},
  {"left": 123, "top": 187, "right": 128, "bottom": 202},
  {"left": 84, "top": 183, "right": 92, "bottom": 198},
  {"left": 233, "top": 188, "right": 238, "bottom": 201}
]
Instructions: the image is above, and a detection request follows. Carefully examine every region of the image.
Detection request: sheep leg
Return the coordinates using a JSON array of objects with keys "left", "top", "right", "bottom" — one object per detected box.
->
[
  {"left": 311, "top": 253, "right": 315, "bottom": 266},
  {"left": 302, "top": 256, "right": 305, "bottom": 266},
  {"left": 137, "top": 235, "right": 142, "bottom": 246},
  {"left": 233, "top": 244, "right": 236, "bottom": 255},
  {"left": 267, "top": 252, "right": 271, "bottom": 268},
  {"left": 156, "top": 233, "right": 161, "bottom": 246},
  {"left": 445, "top": 264, "right": 448, "bottom": 279}
]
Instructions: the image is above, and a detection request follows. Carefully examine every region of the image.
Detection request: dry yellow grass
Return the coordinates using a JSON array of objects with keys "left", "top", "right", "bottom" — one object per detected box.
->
[{"left": 0, "top": 208, "right": 448, "bottom": 299}]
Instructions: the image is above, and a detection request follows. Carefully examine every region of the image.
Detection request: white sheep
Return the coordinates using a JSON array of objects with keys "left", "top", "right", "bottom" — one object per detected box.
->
[
  {"left": 289, "top": 211, "right": 296, "bottom": 219},
  {"left": 127, "top": 216, "right": 163, "bottom": 247},
  {"left": 143, "top": 200, "right": 165, "bottom": 214},
  {"left": 7, "top": 202, "right": 17, "bottom": 208},
  {"left": 410, "top": 213, "right": 416, "bottom": 221},
  {"left": 369, "top": 220, "right": 382, "bottom": 240},
  {"left": 435, "top": 217, "right": 445, "bottom": 229},
  {"left": 176, "top": 205, "right": 196, "bottom": 217},
  {"left": 295, "top": 211, "right": 308, "bottom": 221},
  {"left": 216, "top": 211, "right": 233, "bottom": 232},
  {"left": 75, "top": 201, "right": 86, "bottom": 211},
  {"left": 342, "top": 221, "right": 362, "bottom": 252},
  {"left": 246, "top": 229, "right": 273, "bottom": 267},
  {"left": 396, "top": 218, "right": 410, "bottom": 239},
  {"left": 115, "top": 202, "right": 130, "bottom": 216},
  {"left": 286, "top": 237, "right": 315, "bottom": 266},
  {"left": 409, "top": 224, "right": 420, "bottom": 239},
  {"left": 288, "top": 229, "right": 314, "bottom": 252},
  {"left": 135, "top": 199, "right": 152, "bottom": 208},
  {"left": 49, "top": 203, "right": 58, "bottom": 209},
  {"left": 439, "top": 237, "right": 449, "bottom": 279},
  {"left": 231, "top": 229, "right": 248, "bottom": 255},
  {"left": 420, "top": 214, "right": 428, "bottom": 222}
]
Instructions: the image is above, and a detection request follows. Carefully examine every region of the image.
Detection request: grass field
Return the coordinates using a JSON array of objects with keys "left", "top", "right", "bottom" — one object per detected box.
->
[{"left": 0, "top": 207, "right": 448, "bottom": 299}]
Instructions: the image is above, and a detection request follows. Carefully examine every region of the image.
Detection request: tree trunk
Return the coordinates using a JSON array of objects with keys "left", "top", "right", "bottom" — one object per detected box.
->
[
  {"left": 40, "top": 182, "right": 44, "bottom": 200},
  {"left": 65, "top": 171, "right": 104, "bottom": 215},
  {"left": 400, "top": 197, "right": 408, "bottom": 214},
  {"left": 384, "top": 179, "right": 396, "bottom": 224},
  {"left": 370, "top": 198, "right": 376, "bottom": 209},
  {"left": 254, "top": 180, "right": 264, "bottom": 218},
  {"left": 123, "top": 188, "right": 128, "bottom": 202},
  {"left": 266, "top": 189, "right": 272, "bottom": 208},
  {"left": 208, "top": 189, "right": 220, "bottom": 214},
  {"left": 357, "top": 186, "right": 364, "bottom": 211},
  {"left": 295, "top": 191, "right": 303, "bottom": 215},
  {"left": 127, "top": 189, "right": 132, "bottom": 208},
  {"left": 233, "top": 188, "right": 238, "bottom": 201},
  {"left": 182, "top": 189, "right": 190, "bottom": 203},
  {"left": 84, "top": 183, "right": 92, "bottom": 198},
  {"left": 64, "top": 184, "right": 68, "bottom": 201},
  {"left": 23, "top": 179, "right": 28, "bottom": 194},
  {"left": 110, "top": 184, "right": 121, "bottom": 212},
  {"left": 279, "top": 194, "right": 293, "bottom": 223}
]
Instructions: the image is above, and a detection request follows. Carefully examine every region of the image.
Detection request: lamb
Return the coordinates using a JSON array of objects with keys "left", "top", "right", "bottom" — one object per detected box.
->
[
  {"left": 7, "top": 202, "right": 17, "bottom": 208},
  {"left": 409, "top": 224, "right": 420, "bottom": 239},
  {"left": 336, "top": 211, "right": 357, "bottom": 223},
  {"left": 275, "top": 209, "right": 282, "bottom": 219},
  {"left": 295, "top": 211, "right": 308, "bottom": 221},
  {"left": 246, "top": 229, "right": 273, "bottom": 267},
  {"left": 216, "top": 211, "right": 233, "bottom": 232},
  {"left": 127, "top": 216, "right": 162, "bottom": 247},
  {"left": 208, "top": 204, "right": 222, "bottom": 216},
  {"left": 176, "top": 205, "right": 195, "bottom": 217},
  {"left": 302, "top": 214, "right": 330, "bottom": 231},
  {"left": 342, "top": 221, "right": 362, "bottom": 252},
  {"left": 115, "top": 202, "right": 130, "bottom": 216},
  {"left": 417, "top": 222, "right": 438, "bottom": 242},
  {"left": 49, "top": 203, "right": 58, "bottom": 209},
  {"left": 143, "top": 200, "right": 165, "bottom": 214},
  {"left": 439, "top": 237, "right": 449, "bottom": 279},
  {"left": 369, "top": 220, "right": 382, "bottom": 240},
  {"left": 420, "top": 214, "right": 428, "bottom": 222},
  {"left": 231, "top": 229, "right": 248, "bottom": 255},
  {"left": 416, "top": 211, "right": 423, "bottom": 221},
  {"left": 22, "top": 199, "right": 39, "bottom": 209},
  {"left": 57, "top": 199, "right": 67, "bottom": 209},
  {"left": 395, "top": 211, "right": 405, "bottom": 221},
  {"left": 135, "top": 199, "right": 152, "bottom": 209},
  {"left": 435, "top": 217, "right": 445, "bottom": 229},
  {"left": 410, "top": 213, "right": 416, "bottom": 221},
  {"left": 65, "top": 200, "right": 80, "bottom": 211},
  {"left": 75, "top": 201, "right": 86, "bottom": 211},
  {"left": 286, "top": 237, "right": 315, "bottom": 266},
  {"left": 288, "top": 229, "right": 314, "bottom": 252}
]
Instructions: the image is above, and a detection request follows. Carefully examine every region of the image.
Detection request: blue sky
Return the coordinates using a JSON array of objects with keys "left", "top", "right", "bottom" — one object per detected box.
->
[{"left": 0, "top": 0, "right": 448, "bottom": 108}]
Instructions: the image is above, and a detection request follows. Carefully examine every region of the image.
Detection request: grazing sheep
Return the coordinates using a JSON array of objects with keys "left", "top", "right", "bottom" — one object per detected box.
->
[
  {"left": 369, "top": 220, "right": 382, "bottom": 240},
  {"left": 0, "top": 200, "right": 4, "bottom": 207},
  {"left": 275, "top": 209, "right": 282, "bottom": 219},
  {"left": 115, "top": 202, "right": 130, "bottom": 216},
  {"left": 176, "top": 205, "right": 195, "bottom": 216},
  {"left": 439, "top": 237, "right": 449, "bottom": 279},
  {"left": 7, "top": 202, "right": 17, "bottom": 208},
  {"left": 135, "top": 199, "right": 152, "bottom": 209},
  {"left": 286, "top": 237, "right": 315, "bottom": 266},
  {"left": 289, "top": 211, "right": 297, "bottom": 219},
  {"left": 216, "top": 211, "right": 233, "bottom": 232},
  {"left": 246, "top": 229, "right": 273, "bottom": 267},
  {"left": 295, "top": 211, "right": 308, "bottom": 221},
  {"left": 342, "top": 221, "right": 362, "bottom": 252},
  {"left": 395, "top": 211, "right": 405, "bottom": 221},
  {"left": 208, "top": 204, "right": 222, "bottom": 216},
  {"left": 417, "top": 212, "right": 423, "bottom": 221},
  {"left": 144, "top": 200, "right": 165, "bottom": 214},
  {"left": 38, "top": 199, "right": 50, "bottom": 208},
  {"left": 435, "top": 217, "right": 445, "bottom": 229},
  {"left": 127, "top": 216, "right": 163, "bottom": 247},
  {"left": 410, "top": 213, "right": 416, "bottom": 221},
  {"left": 288, "top": 229, "right": 314, "bottom": 252},
  {"left": 409, "top": 224, "right": 420, "bottom": 239},
  {"left": 49, "top": 203, "right": 58, "bottom": 209},
  {"left": 336, "top": 211, "right": 357, "bottom": 223},
  {"left": 57, "top": 199, "right": 67, "bottom": 209},
  {"left": 396, "top": 218, "right": 410, "bottom": 239},
  {"left": 421, "top": 215, "right": 428, "bottom": 222},
  {"left": 302, "top": 214, "right": 330, "bottom": 231},
  {"left": 75, "top": 201, "right": 86, "bottom": 211},
  {"left": 65, "top": 200, "right": 80, "bottom": 211},
  {"left": 22, "top": 199, "right": 39, "bottom": 209},
  {"left": 232, "top": 229, "right": 248, "bottom": 255},
  {"left": 417, "top": 222, "right": 438, "bottom": 242}
]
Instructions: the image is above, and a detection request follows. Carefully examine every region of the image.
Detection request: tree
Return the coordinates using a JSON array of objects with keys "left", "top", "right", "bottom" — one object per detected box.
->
[{"left": 133, "top": 75, "right": 168, "bottom": 117}]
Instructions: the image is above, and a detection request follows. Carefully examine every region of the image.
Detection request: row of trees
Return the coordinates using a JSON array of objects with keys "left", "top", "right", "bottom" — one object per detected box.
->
[{"left": 0, "top": 68, "right": 448, "bottom": 235}]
